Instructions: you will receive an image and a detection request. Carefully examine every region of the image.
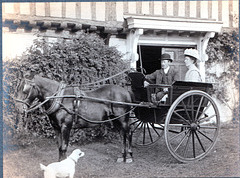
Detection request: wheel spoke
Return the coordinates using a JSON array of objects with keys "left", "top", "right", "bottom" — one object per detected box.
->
[
  {"left": 197, "top": 130, "right": 213, "bottom": 142},
  {"left": 198, "top": 114, "right": 217, "bottom": 123},
  {"left": 132, "top": 121, "right": 143, "bottom": 133},
  {"left": 168, "top": 124, "right": 190, "bottom": 127},
  {"left": 191, "top": 95, "right": 194, "bottom": 121},
  {"left": 153, "top": 126, "right": 164, "bottom": 130},
  {"left": 199, "top": 125, "right": 218, "bottom": 129},
  {"left": 174, "top": 129, "right": 190, "bottom": 152},
  {"left": 195, "top": 96, "right": 204, "bottom": 121},
  {"left": 146, "top": 123, "right": 153, "bottom": 143},
  {"left": 131, "top": 119, "right": 140, "bottom": 126},
  {"left": 197, "top": 103, "right": 211, "bottom": 122},
  {"left": 192, "top": 131, "right": 196, "bottom": 158},
  {"left": 181, "top": 100, "right": 192, "bottom": 122},
  {"left": 150, "top": 123, "right": 161, "bottom": 137},
  {"left": 170, "top": 128, "right": 189, "bottom": 141},
  {"left": 143, "top": 123, "right": 146, "bottom": 144},
  {"left": 183, "top": 131, "right": 191, "bottom": 157},
  {"left": 194, "top": 131, "right": 206, "bottom": 152},
  {"left": 173, "top": 111, "right": 191, "bottom": 124}
]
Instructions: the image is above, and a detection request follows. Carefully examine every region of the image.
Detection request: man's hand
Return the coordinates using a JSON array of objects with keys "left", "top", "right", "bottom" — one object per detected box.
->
[
  {"left": 144, "top": 81, "right": 150, "bottom": 87},
  {"left": 163, "top": 88, "right": 168, "bottom": 92}
]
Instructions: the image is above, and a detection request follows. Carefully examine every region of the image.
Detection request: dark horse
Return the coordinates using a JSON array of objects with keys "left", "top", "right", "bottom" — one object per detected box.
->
[{"left": 21, "top": 75, "right": 133, "bottom": 163}]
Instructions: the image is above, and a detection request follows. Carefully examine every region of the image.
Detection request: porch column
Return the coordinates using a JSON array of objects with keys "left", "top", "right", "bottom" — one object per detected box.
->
[
  {"left": 126, "top": 28, "right": 143, "bottom": 69},
  {"left": 197, "top": 32, "right": 215, "bottom": 82}
]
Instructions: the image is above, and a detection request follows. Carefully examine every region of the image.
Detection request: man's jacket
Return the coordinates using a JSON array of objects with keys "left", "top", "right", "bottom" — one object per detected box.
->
[{"left": 145, "top": 66, "right": 180, "bottom": 85}]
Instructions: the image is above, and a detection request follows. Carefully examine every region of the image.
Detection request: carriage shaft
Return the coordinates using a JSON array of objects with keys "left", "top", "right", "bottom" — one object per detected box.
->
[{"left": 46, "top": 95, "right": 154, "bottom": 108}]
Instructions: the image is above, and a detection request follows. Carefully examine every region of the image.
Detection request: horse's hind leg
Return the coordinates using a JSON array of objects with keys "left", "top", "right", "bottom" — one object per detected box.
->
[
  {"left": 128, "top": 126, "right": 133, "bottom": 157},
  {"left": 117, "top": 118, "right": 133, "bottom": 163},
  {"left": 126, "top": 122, "right": 133, "bottom": 163},
  {"left": 117, "top": 127, "right": 126, "bottom": 163}
]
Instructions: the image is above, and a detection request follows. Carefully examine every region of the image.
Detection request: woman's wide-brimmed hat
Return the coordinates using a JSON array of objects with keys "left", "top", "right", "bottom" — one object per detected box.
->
[
  {"left": 161, "top": 53, "right": 173, "bottom": 62},
  {"left": 184, "top": 49, "right": 201, "bottom": 63}
]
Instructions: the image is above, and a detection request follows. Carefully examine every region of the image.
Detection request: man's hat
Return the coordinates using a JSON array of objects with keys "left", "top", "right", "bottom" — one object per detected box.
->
[
  {"left": 184, "top": 49, "right": 200, "bottom": 62},
  {"left": 161, "top": 53, "right": 173, "bottom": 62}
]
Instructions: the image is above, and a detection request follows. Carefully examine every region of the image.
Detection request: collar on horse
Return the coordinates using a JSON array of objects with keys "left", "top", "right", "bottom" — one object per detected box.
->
[{"left": 46, "top": 82, "right": 67, "bottom": 115}]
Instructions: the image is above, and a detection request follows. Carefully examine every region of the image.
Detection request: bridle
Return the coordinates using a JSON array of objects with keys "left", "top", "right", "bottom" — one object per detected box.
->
[
  {"left": 14, "top": 78, "right": 39, "bottom": 107},
  {"left": 24, "top": 79, "right": 40, "bottom": 100}
]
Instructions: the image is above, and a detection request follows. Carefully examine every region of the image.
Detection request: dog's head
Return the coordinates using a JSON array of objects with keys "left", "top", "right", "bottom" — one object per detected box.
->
[{"left": 69, "top": 149, "right": 85, "bottom": 163}]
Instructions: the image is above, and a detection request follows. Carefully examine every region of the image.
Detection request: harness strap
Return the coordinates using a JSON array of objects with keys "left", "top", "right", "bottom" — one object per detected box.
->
[
  {"left": 46, "top": 82, "right": 67, "bottom": 115},
  {"left": 59, "top": 102, "right": 136, "bottom": 124},
  {"left": 73, "top": 87, "right": 84, "bottom": 125}
]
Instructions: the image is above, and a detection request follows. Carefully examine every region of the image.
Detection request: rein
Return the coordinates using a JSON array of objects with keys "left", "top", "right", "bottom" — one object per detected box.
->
[
  {"left": 25, "top": 99, "right": 51, "bottom": 113},
  {"left": 67, "top": 68, "right": 130, "bottom": 87}
]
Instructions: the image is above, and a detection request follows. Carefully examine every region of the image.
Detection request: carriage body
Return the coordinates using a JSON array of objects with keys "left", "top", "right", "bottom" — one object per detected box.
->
[{"left": 132, "top": 80, "right": 213, "bottom": 124}]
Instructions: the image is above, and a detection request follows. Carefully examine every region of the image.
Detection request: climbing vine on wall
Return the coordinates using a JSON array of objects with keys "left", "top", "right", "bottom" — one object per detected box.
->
[{"left": 206, "top": 29, "right": 239, "bottom": 121}]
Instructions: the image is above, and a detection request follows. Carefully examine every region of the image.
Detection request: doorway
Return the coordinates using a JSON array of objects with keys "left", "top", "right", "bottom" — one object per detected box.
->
[
  {"left": 137, "top": 45, "right": 161, "bottom": 74},
  {"left": 137, "top": 46, "right": 194, "bottom": 80}
]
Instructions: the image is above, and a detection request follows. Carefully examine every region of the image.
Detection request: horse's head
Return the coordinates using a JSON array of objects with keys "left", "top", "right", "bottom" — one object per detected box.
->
[{"left": 22, "top": 78, "right": 41, "bottom": 107}]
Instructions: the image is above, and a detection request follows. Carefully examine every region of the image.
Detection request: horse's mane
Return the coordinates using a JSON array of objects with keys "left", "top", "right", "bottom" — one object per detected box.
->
[
  {"left": 34, "top": 75, "right": 61, "bottom": 86},
  {"left": 34, "top": 75, "right": 58, "bottom": 82}
]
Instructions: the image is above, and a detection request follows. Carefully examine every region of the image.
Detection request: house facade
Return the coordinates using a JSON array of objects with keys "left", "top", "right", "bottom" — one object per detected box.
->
[
  {"left": 3, "top": 1, "right": 238, "bottom": 81},
  {"left": 2, "top": 1, "right": 239, "bottom": 122}
]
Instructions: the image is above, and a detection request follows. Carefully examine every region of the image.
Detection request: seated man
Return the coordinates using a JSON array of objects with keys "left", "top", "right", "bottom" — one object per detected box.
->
[{"left": 144, "top": 53, "right": 180, "bottom": 103}]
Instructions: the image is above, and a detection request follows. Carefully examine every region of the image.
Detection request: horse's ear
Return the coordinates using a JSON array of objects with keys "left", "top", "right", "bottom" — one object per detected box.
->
[{"left": 24, "top": 71, "right": 34, "bottom": 80}]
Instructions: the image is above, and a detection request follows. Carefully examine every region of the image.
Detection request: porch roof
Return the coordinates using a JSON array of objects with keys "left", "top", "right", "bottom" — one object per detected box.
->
[{"left": 124, "top": 14, "right": 223, "bottom": 34}]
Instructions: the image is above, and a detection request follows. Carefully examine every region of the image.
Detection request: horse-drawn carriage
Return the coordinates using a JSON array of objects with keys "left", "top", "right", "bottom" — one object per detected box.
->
[
  {"left": 128, "top": 72, "right": 220, "bottom": 163},
  {"left": 19, "top": 71, "right": 220, "bottom": 163}
]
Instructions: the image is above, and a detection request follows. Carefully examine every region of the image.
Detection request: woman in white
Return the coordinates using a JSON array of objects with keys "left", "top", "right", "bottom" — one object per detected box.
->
[{"left": 184, "top": 49, "right": 202, "bottom": 82}]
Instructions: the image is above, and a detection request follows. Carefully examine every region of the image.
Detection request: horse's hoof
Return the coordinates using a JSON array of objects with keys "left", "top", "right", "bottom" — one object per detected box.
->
[
  {"left": 116, "top": 157, "right": 124, "bottom": 163},
  {"left": 125, "top": 157, "right": 133, "bottom": 163}
]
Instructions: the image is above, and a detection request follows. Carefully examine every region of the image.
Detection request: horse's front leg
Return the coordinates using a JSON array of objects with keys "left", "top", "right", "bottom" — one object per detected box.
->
[
  {"left": 55, "top": 113, "right": 73, "bottom": 161},
  {"left": 59, "top": 121, "right": 72, "bottom": 161},
  {"left": 53, "top": 127, "right": 63, "bottom": 161}
]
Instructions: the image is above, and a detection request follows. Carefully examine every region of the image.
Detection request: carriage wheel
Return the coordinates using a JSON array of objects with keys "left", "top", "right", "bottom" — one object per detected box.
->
[
  {"left": 130, "top": 119, "right": 164, "bottom": 147},
  {"left": 164, "top": 90, "right": 220, "bottom": 163}
]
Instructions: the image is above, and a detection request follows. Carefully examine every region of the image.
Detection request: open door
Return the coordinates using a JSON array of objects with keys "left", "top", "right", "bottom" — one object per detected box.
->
[{"left": 137, "top": 45, "right": 161, "bottom": 74}]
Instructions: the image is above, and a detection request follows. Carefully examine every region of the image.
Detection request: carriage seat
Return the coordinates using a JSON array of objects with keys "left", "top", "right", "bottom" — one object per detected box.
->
[{"left": 128, "top": 72, "right": 148, "bottom": 102}]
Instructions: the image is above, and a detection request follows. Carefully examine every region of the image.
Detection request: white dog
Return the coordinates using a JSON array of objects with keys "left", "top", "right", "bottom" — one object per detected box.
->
[{"left": 40, "top": 149, "right": 84, "bottom": 178}]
